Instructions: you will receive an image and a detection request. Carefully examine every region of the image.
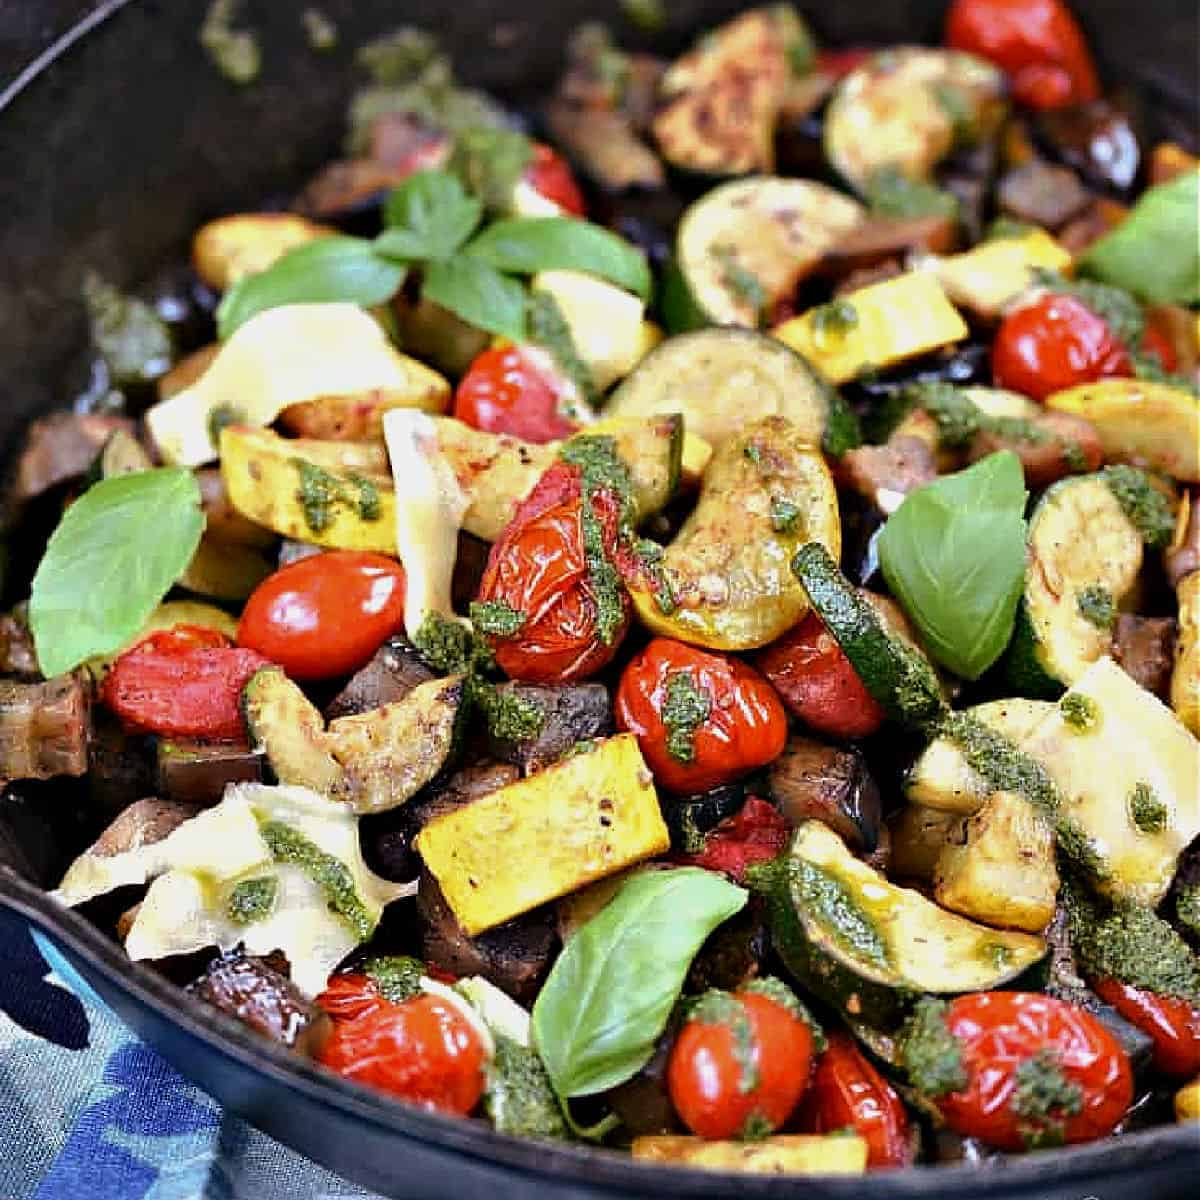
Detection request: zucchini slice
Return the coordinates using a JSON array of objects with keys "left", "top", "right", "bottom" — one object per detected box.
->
[
  {"left": 632, "top": 1134, "right": 868, "bottom": 1175},
  {"left": 758, "top": 821, "right": 1046, "bottom": 1028},
  {"left": 791, "top": 541, "right": 945, "bottom": 732},
  {"left": 629, "top": 417, "right": 841, "bottom": 651},
  {"left": 673, "top": 177, "right": 863, "bottom": 329},
  {"left": 177, "top": 536, "right": 273, "bottom": 602},
  {"left": 824, "top": 47, "right": 1005, "bottom": 194},
  {"left": 606, "top": 328, "right": 859, "bottom": 455},
  {"left": 191, "top": 213, "right": 334, "bottom": 292},
  {"left": 1174, "top": 571, "right": 1200, "bottom": 737},
  {"left": 1005, "top": 472, "right": 1146, "bottom": 695}
]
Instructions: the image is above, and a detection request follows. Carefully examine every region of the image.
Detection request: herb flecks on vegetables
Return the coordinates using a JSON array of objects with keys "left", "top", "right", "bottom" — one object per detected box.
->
[
  {"left": 470, "top": 599, "right": 527, "bottom": 639},
  {"left": 940, "top": 711, "right": 1061, "bottom": 818},
  {"left": 712, "top": 245, "right": 767, "bottom": 324},
  {"left": 1100, "top": 465, "right": 1176, "bottom": 549},
  {"left": 865, "top": 167, "right": 959, "bottom": 220},
  {"left": 687, "top": 990, "right": 760, "bottom": 1093},
  {"left": 486, "top": 1035, "right": 569, "bottom": 1139},
  {"left": 361, "top": 955, "right": 425, "bottom": 1003},
  {"left": 741, "top": 976, "right": 825, "bottom": 1051},
  {"left": 293, "top": 460, "right": 381, "bottom": 533},
  {"left": 661, "top": 671, "right": 712, "bottom": 764},
  {"left": 1075, "top": 584, "right": 1116, "bottom": 630},
  {"left": 1011, "top": 1048, "right": 1083, "bottom": 1148},
  {"left": 1128, "top": 782, "right": 1168, "bottom": 835},
  {"left": 791, "top": 858, "right": 890, "bottom": 969},
  {"left": 226, "top": 876, "right": 278, "bottom": 925},
  {"left": 900, "top": 997, "right": 968, "bottom": 1098},
  {"left": 810, "top": 299, "right": 859, "bottom": 350},
  {"left": 526, "top": 290, "right": 597, "bottom": 407},
  {"left": 1059, "top": 692, "right": 1100, "bottom": 733}
]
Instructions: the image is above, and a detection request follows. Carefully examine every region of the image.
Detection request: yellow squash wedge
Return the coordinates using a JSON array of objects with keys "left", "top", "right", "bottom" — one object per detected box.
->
[
  {"left": 1173, "top": 572, "right": 1200, "bottom": 736},
  {"left": 632, "top": 1134, "right": 868, "bottom": 1175},
  {"left": 192, "top": 213, "right": 335, "bottom": 292}
]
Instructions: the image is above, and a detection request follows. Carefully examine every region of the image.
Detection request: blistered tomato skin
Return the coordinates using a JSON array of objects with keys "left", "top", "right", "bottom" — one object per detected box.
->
[
  {"left": 238, "top": 551, "right": 406, "bottom": 681},
  {"left": 675, "top": 796, "right": 790, "bottom": 884},
  {"left": 453, "top": 346, "right": 580, "bottom": 444},
  {"left": 755, "top": 612, "right": 885, "bottom": 739},
  {"left": 1093, "top": 979, "right": 1200, "bottom": 1079},
  {"left": 615, "top": 638, "right": 788, "bottom": 794},
  {"left": 945, "top": 0, "right": 1100, "bottom": 110},
  {"left": 317, "top": 993, "right": 486, "bottom": 1116},
  {"left": 525, "top": 143, "right": 586, "bottom": 216},
  {"left": 802, "top": 1030, "right": 913, "bottom": 1168},
  {"left": 937, "top": 992, "right": 1132, "bottom": 1151},
  {"left": 992, "top": 293, "right": 1133, "bottom": 402}
]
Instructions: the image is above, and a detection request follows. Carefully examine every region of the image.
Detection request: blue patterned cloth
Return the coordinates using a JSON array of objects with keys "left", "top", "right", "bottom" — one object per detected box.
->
[{"left": 0, "top": 908, "right": 383, "bottom": 1200}]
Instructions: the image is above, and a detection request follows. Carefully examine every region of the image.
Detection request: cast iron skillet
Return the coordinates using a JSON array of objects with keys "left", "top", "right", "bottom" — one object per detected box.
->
[{"left": 1, "top": 2, "right": 1198, "bottom": 1196}]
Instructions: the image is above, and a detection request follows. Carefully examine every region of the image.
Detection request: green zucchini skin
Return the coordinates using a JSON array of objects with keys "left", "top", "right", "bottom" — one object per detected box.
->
[{"left": 1003, "top": 604, "right": 1067, "bottom": 699}]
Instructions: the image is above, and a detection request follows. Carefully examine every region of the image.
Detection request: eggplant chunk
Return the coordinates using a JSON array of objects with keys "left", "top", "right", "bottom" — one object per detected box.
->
[
  {"left": 191, "top": 213, "right": 334, "bottom": 292},
  {"left": 606, "top": 1012, "right": 684, "bottom": 1137},
  {"left": 0, "top": 674, "right": 90, "bottom": 785},
  {"left": 87, "top": 712, "right": 157, "bottom": 819},
  {"left": 1112, "top": 614, "right": 1177, "bottom": 700},
  {"left": 8, "top": 413, "right": 132, "bottom": 505},
  {"left": 997, "top": 161, "right": 1089, "bottom": 229},
  {"left": 188, "top": 947, "right": 332, "bottom": 1055},
  {"left": 1034, "top": 99, "right": 1142, "bottom": 196},
  {"left": 0, "top": 615, "right": 39, "bottom": 679},
  {"left": 486, "top": 682, "right": 613, "bottom": 774},
  {"left": 685, "top": 900, "right": 768, "bottom": 993},
  {"left": 325, "top": 636, "right": 436, "bottom": 720},
  {"left": 768, "top": 736, "right": 882, "bottom": 853},
  {"left": 546, "top": 101, "right": 665, "bottom": 192},
  {"left": 839, "top": 436, "right": 938, "bottom": 514},
  {"left": 195, "top": 468, "right": 277, "bottom": 549},
  {"left": 157, "top": 738, "right": 263, "bottom": 807},
  {"left": 417, "top": 871, "right": 558, "bottom": 1003},
  {"left": 88, "top": 797, "right": 200, "bottom": 860},
  {"left": 822, "top": 215, "right": 959, "bottom": 280}
]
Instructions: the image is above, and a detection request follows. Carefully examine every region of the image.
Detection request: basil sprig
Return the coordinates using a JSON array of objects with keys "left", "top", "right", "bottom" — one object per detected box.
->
[
  {"left": 217, "top": 169, "right": 651, "bottom": 341},
  {"left": 878, "top": 451, "right": 1027, "bottom": 681},
  {"left": 30, "top": 469, "right": 205, "bottom": 677},
  {"left": 532, "top": 868, "right": 746, "bottom": 1106}
]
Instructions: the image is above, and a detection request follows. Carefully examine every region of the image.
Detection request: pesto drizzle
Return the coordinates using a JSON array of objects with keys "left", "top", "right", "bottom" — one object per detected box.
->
[
  {"left": 899, "top": 997, "right": 968, "bottom": 1097},
  {"left": 810, "top": 299, "right": 860, "bottom": 350},
  {"left": 1128, "top": 781, "right": 1168, "bottom": 835},
  {"left": 1075, "top": 584, "right": 1116, "bottom": 630},
  {"left": 361, "top": 954, "right": 424, "bottom": 1002},
  {"left": 293, "top": 460, "right": 381, "bottom": 533},
  {"left": 661, "top": 671, "right": 711, "bottom": 763},
  {"left": 526, "top": 290, "right": 597, "bottom": 409},
  {"left": 1101, "top": 465, "right": 1176, "bottom": 549},
  {"left": 1011, "top": 1048, "right": 1083, "bottom": 1149},
  {"left": 712, "top": 245, "right": 767, "bottom": 324},
  {"left": 687, "top": 990, "right": 760, "bottom": 1094},
  {"left": 226, "top": 875, "right": 278, "bottom": 925},
  {"left": 1059, "top": 692, "right": 1099, "bottom": 733},
  {"left": 790, "top": 859, "right": 890, "bottom": 969},
  {"left": 939, "top": 711, "right": 1061, "bottom": 819},
  {"left": 469, "top": 599, "right": 527, "bottom": 639}
]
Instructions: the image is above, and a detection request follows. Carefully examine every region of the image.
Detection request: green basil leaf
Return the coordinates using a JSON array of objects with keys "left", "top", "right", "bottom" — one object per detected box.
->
[
  {"left": 422, "top": 257, "right": 527, "bottom": 341},
  {"left": 1080, "top": 170, "right": 1200, "bottom": 305},
  {"left": 464, "top": 217, "right": 652, "bottom": 300},
  {"left": 448, "top": 126, "right": 533, "bottom": 212},
  {"left": 377, "top": 169, "right": 483, "bottom": 261},
  {"left": 216, "top": 237, "right": 405, "bottom": 339},
  {"left": 532, "top": 867, "right": 747, "bottom": 1099},
  {"left": 30, "top": 469, "right": 205, "bottom": 677},
  {"left": 878, "top": 451, "right": 1027, "bottom": 681}
]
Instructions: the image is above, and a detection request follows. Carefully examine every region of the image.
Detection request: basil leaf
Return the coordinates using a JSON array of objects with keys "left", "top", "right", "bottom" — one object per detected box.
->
[
  {"left": 449, "top": 126, "right": 533, "bottom": 212},
  {"left": 532, "top": 868, "right": 747, "bottom": 1099},
  {"left": 378, "top": 169, "right": 483, "bottom": 261},
  {"left": 422, "top": 257, "right": 527, "bottom": 341},
  {"left": 30, "top": 469, "right": 205, "bottom": 677},
  {"left": 216, "top": 237, "right": 406, "bottom": 339},
  {"left": 465, "top": 217, "right": 652, "bottom": 300},
  {"left": 878, "top": 451, "right": 1027, "bottom": 681},
  {"left": 1080, "top": 170, "right": 1200, "bottom": 305}
]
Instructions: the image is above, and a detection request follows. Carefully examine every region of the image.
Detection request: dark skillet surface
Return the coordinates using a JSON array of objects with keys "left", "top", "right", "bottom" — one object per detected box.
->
[{"left": 1, "top": 2, "right": 1198, "bottom": 1196}]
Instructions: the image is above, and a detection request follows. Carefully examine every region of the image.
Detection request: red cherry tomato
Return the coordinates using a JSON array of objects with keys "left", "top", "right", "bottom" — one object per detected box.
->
[
  {"left": 801, "top": 1030, "right": 913, "bottom": 1169},
  {"left": 238, "top": 551, "right": 406, "bottom": 681},
  {"left": 668, "top": 986, "right": 814, "bottom": 1140},
  {"left": 935, "top": 992, "right": 1132, "bottom": 1151},
  {"left": 475, "top": 462, "right": 630, "bottom": 683},
  {"left": 1093, "top": 979, "right": 1200, "bottom": 1079},
  {"left": 102, "top": 630, "right": 269, "bottom": 740},
  {"left": 453, "top": 346, "right": 580, "bottom": 444},
  {"left": 816, "top": 48, "right": 874, "bottom": 79},
  {"left": 317, "top": 973, "right": 391, "bottom": 1023},
  {"left": 945, "top": 0, "right": 1100, "bottom": 110},
  {"left": 755, "top": 612, "right": 885, "bottom": 740},
  {"left": 317, "top": 992, "right": 486, "bottom": 1116},
  {"left": 993, "top": 293, "right": 1133, "bottom": 401},
  {"left": 1141, "top": 326, "right": 1180, "bottom": 374},
  {"left": 524, "top": 143, "right": 586, "bottom": 216},
  {"left": 674, "top": 796, "right": 791, "bottom": 884},
  {"left": 615, "top": 638, "right": 788, "bottom": 794}
]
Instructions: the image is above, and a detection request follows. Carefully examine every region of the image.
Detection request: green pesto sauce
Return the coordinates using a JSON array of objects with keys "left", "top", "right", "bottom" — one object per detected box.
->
[
  {"left": 1032, "top": 270, "right": 1145, "bottom": 351},
  {"left": 1101, "top": 465, "right": 1176, "bottom": 550},
  {"left": 688, "top": 990, "right": 760, "bottom": 1094},
  {"left": 485, "top": 1034, "right": 569, "bottom": 1139},
  {"left": 769, "top": 496, "right": 802, "bottom": 533},
  {"left": 790, "top": 859, "right": 890, "bottom": 970},
  {"left": 361, "top": 954, "right": 424, "bottom": 1002},
  {"left": 1128, "top": 781, "right": 1168, "bottom": 835},
  {"left": 909, "top": 382, "right": 980, "bottom": 448},
  {"left": 226, "top": 875, "right": 278, "bottom": 925},
  {"left": 740, "top": 976, "right": 826, "bottom": 1051},
  {"left": 632, "top": 538, "right": 675, "bottom": 615},
  {"left": 1011, "top": 1048, "right": 1082, "bottom": 1149},
  {"left": 293, "top": 460, "right": 381, "bottom": 533},
  {"left": 661, "top": 671, "right": 711, "bottom": 764},
  {"left": 412, "top": 612, "right": 484, "bottom": 675},
  {"left": 865, "top": 167, "right": 959, "bottom": 220},
  {"left": 260, "top": 821, "right": 375, "bottom": 941},
  {"left": 479, "top": 684, "right": 546, "bottom": 744},
  {"left": 525, "top": 289, "right": 596, "bottom": 408},
  {"left": 200, "top": 0, "right": 262, "bottom": 85},
  {"left": 1055, "top": 816, "right": 1112, "bottom": 883},
  {"left": 1175, "top": 885, "right": 1200, "bottom": 939},
  {"left": 978, "top": 938, "right": 1014, "bottom": 971},
  {"left": 932, "top": 81, "right": 976, "bottom": 142},
  {"left": 1059, "top": 692, "right": 1100, "bottom": 733},
  {"left": 1075, "top": 584, "right": 1116, "bottom": 630},
  {"left": 940, "top": 711, "right": 1061, "bottom": 819},
  {"left": 469, "top": 599, "right": 526, "bottom": 639},
  {"left": 82, "top": 272, "right": 173, "bottom": 388},
  {"left": 810, "top": 299, "right": 860, "bottom": 351},
  {"left": 712, "top": 245, "right": 767, "bottom": 324},
  {"left": 1061, "top": 440, "right": 1090, "bottom": 473},
  {"left": 899, "top": 997, "right": 968, "bottom": 1098}
]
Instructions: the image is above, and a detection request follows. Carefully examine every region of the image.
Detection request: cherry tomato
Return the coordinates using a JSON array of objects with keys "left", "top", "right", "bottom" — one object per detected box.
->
[
  {"left": 238, "top": 551, "right": 406, "bottom": 681},
  {"left": 317, "top": 992, "right": 486, "bottom": 1116},
  {"left": 524, "top": 143, "right": 586, "bottom": 216},
  {"left": 1093, "top": 979, "right": 1200, "bottom": 1079},
  {"left": 755, "top": 612, "right": 885, "bottom": 740},
  {"left": 1141, "top": 326, "right": 1180, "bottom": 374},
  {"left": 674, "top": 796, "right": 791, "bottom": 884},
  {"left": 102, "top": 632, "right": 269, "bottom": 740},
  {"left": 668, "top": 984, "right": 814, "bottom": 1140},
  {"left": 801, "top": 1030, "right": 913, "bottom": 1169},
  {"left": 615, "top": 639, "right": 788, "bottom": 794},
  {"left": 816, "top": 48, "right": 874, "bottom": 79},
  {"left": 935, "top": 992, "right": 1132, "bottom": 1150},
  {"left": 992, "top": 293, "right": 1133, "bottom": 401},
  {"left": 453, "top": 345, "right": 580, "bottom": 443},
  {"left": 945, "top": 0, "right": 1100, "bottom": 110},
  {"left": 317, "top": 973, "right": 393, "bottom": 1023},
  {"left": 475, "top": 462, "right": 630, "bottom": 683}
]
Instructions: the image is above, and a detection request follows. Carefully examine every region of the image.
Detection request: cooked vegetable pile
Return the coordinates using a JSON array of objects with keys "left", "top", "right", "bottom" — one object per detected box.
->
[{"left": 4, "top": 0, "right": 1200, "bottom": 1178}]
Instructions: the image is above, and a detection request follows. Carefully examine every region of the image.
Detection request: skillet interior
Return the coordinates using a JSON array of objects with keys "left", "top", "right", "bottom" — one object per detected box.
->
[{"left": 1, "top": 1, "right": 1198, "bottom": 1195}]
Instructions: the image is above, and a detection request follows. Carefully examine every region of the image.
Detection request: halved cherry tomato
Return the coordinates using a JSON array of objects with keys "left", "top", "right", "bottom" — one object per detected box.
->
[
  {"left": 524, "top": 143, "right": 586, "bottom": 216},
  {"left": 667, "top": 982, "right": 814, "bottom": 1140},
  {"left": 475, "top": 462, "right": 630, "bottom": 683},
  {"left": 238, "top": 551, "right": 406, "bottom": 681},
  {"left": 675, "top": 796, "right": 791, "bottom": 884},
  {"left": 102, "top": 630, "right": 269, "bottom": 740},
  {"left": 992, "top": 293, "right": 1133, "bottom": 401},
  {"left": 1141, "top": 326, "right": 1180, "bottom": 374},
  {"left": 453, "top": 345, "right": 580, "bottom": 443},
  {"left": 317, "top": 991, "right": 486, "bottom": 1116},
  {"left": 1093, "top": 979, "right": 1200, "bottom": 1079},
  {"left": 317, "top": 973, "right": 391, "bottom": 1024},
  {"left": 945, "top": 0, "right": 1100, "bottom": 110},
  {"left": 615, "top": 639, "right": 788, "bottom": 794},
  {"left": 934, "top": 992, "right": 1132, "bottom": 1151},
  {"left": 755, "top": 612, "right": 885, "bottom": 740},
  {"left": 801, "top": 1030, "right": 913, "bottom": 1169}
]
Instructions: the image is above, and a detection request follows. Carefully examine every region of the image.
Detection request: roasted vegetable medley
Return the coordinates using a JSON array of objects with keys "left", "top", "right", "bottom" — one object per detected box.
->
[{"left": 6, "top": 0, "right": 1200, "bottom": 1179}]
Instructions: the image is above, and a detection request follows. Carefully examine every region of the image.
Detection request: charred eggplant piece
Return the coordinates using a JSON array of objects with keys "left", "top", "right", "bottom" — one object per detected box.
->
[
  {"left": 88, "top": 711, "right": 157, "bottom": 820},
  {"left": 277, "top": 540, "right": 324, "bottom": 569},
  {"left": 838, "top": 437, "right": 938, "bottom": 516},
  {"left": 661, "top": 783, "right": 746, "bottom": 854},
  {"left": 156, "top": 738, "right": 263, "bottom": 807},
  {"left": 0, "top": 614, "right": 39, "bottom": 679},
  {"left": 0, "top": 673, "right": 90, "bottom": 786},
  {"left": 605, "top": 1010, "right": 684, "bottom": 1137},
  {"left": 998, "top": 161, "right": 1090, "bottom": 229},
  {"left": 485, "top": 682, "right": 612, "bottom": 774},
  {"left": 822, "top": 215, "right": 959, "bottom": 282},
  {"left": 88, "top": 796, "right": 200, "bottom": 859},
  {"left": 325, "top": 636, "right": 437, "bottom": 720},
  {"left": 1034, "top": 97, "right": 1142, "bottom": 197},
  {"left": 1112, "top": 614, "right": 1177, "bottom": 700},
  {"left": 685, "top": 899, "right": 768, "bottom": 993},
  {"left": 188, "top": 948, "right": 332, "bottom": 1055},
  {"left": 7, "top": 413, "right": 133, "bottom": 506},
  {"left": 451, "top": 532, "right": 491, "bottom": 614}
]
